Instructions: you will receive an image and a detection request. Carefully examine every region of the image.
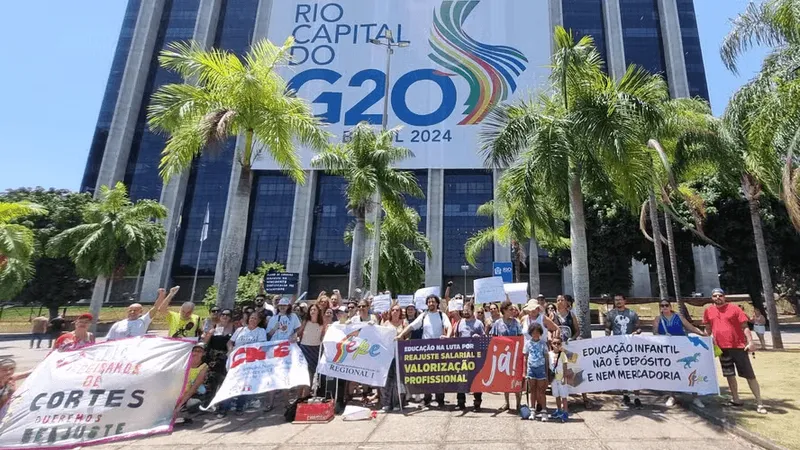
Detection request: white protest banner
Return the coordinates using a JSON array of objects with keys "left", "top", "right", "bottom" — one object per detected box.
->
[
  {"left": 504, "top": 283, "right": 528, "bottom": 304},
  {"left": 449, "top": 298, "right": 464, "bottom": 311},
  {"left": 562, "top": 335, "right": 719, "bottom": 395},
  {"left": 371, "top": 294, "right": 392, "bottom": 313},
  {"left": 0, "top": 336, "right": 192, "bottom": 449},
  {"left": 414, "top": 286, "right": 440, "bottom": 310},
  {"left": 396, "top": 295, "right": 414, "bottom": 308},
  {"left": 474, "top": 276, "right": 505, "bottom": 304},
  {"left": 208, "top": 340, "right": 309, "bottom": 407},
  {"left": 317, "top": 323, "right": 396, "bottom": 386}
]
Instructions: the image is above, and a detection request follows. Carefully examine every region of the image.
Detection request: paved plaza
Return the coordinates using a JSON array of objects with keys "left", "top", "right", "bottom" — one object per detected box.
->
[{"left": 1, "top": 335, "right": 771, "bottom": 450}]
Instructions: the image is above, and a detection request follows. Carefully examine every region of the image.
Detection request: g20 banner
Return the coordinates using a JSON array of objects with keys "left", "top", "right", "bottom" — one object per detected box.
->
[
  {"left": 398, "top": 336, "right": 524, "bottom": 394},
  {"left": 255, "top": 0, "right": 552, "bottom": 170},
  {"left": 317, "top": 323, "right": 397, "bottom": 386},
  {"left": 209, "top": 340, "right": 310, "bottom": 407},
  {"left": 563, "top": 335, "right": 720, "bottom": 395},
  {"left": 0, "top": 337, "right": 192, "bottom": 449}
]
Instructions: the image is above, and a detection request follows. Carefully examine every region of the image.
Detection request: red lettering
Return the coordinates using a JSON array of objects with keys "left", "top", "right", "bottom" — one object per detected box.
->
[{"left": 273, "top": 342, "right": 290, "bottom": 358}]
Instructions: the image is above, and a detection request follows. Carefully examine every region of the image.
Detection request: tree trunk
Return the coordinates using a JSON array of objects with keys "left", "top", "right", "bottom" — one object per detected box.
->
[
  {"left": 649, "top": 190, "right": 669, "bottom": 302},
  {"left": 369, "top": 192, "right": 382, "bottom": 294},
  {"left": 663, "top": 211, "right": 689, "bottom": 318},
  {"left": 214, "top": 164, "right": 253, "bottom": 309},
  {"left": 349, "top": 209, "right": 367, "bottom": 298},
  {"left": 529, "top": 236, "right": 541, "bottom": 297},
  {"left": 568, "top": 171, "right": 591, "bottom": 338},
  {"left": 747, "top": 195, "right": 784, "bottom": 349},
  {"left": 512, "top": 241, "right": 521, "bottom": 283},
  {"left": 88, "top": 276, "right": 108, "bottom": 333}
]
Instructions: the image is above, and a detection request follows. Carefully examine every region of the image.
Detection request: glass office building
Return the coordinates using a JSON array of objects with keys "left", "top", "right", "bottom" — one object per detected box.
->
[{"left": 83, "top": 0, "right": 712, "bottom": 301}]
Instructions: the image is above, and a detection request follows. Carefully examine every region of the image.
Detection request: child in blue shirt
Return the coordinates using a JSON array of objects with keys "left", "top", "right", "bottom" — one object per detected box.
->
[{"left": 524, "top": 323, "right": 549, "bottom": 420}]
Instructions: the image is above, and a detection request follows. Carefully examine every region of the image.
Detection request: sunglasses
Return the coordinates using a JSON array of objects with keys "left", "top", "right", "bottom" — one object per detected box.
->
[
  {"left": 221, "top": 312, "right": 231, "bottom": 316},
  {"left": 348, "top": 306, "right": 355, "bottom": 309},
  {"left": 660, "top": 304, "right": 670, "bottom": 308},
  {"left": 359, "top": 305, "right": 369, "bottom": 308},
  {"left": 211, "top": 310, "right": 220, "bottom": 313},
  {"left": 552, "top": 342, "right": 563, "bottom": 346}
]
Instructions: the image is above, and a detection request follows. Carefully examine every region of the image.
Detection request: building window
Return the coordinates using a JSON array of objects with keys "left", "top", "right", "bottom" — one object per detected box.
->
[
  {"left": 125, "top": 0, "right": 200, "bottom": 201},
  {"left": 242, "top": 172, "right": 296, "bottom": 273},
  {"left": 404, "top": 170, "right": 428, "bottom": 235},
  {"left": 620, "top": 0, "right": 667, "bottom": 81},
  {"left": 81, "top": 0, "right": 142, "bottom": 193},
  {"left": 172, "top": 0, "right": 259, "bottom": 277},
  {"left": 562, "top": 0, "right": 608, "bottom": 68},
  {"left": 309, "top": 174, "right": 352, "bottom": 275},
  {"left": 442, "top": 170, "right": 493, "bottom": 278},
  {"left": 677, "top": 0, "right": 709, "bottom": 101}
]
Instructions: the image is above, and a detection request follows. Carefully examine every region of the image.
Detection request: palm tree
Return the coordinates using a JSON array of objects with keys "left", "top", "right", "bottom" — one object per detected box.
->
[
  {"left": 0, "top": 202, "right": 46, "bottom": 299},
  {"left": 311, "top": 122, "right": 423, "bottom": 296},
  {"left": 355, "top": 205, "right": 431, "bottom": 295},
  {"left": 147, "top": 37, "right": 329, "bottom": 309},
  {"left": 465, "top": 168, "right": 567, "bottom": 289},
  {"left": 640, "top": 98, "right": 725, "bottom": 313},
  {"left": 720, "top": 0, "right": 800, "bottom": 73},
  {"left": 47, "top": 182, "right": 166, "bottom": 327},
  {"left": 481, "top": 27, "right": 665, "bottom": 337}
]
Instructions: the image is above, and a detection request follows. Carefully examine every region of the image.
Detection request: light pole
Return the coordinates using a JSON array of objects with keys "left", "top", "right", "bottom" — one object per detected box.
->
[
  {"left": 368, "top": 30, "right": 409, "bottom": 294},
  {"left": 461, "top": 264, "right": 470, "bottom": 296}
]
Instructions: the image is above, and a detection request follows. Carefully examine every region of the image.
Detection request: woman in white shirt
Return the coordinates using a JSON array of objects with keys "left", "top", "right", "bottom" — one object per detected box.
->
[
  {"left": 266, "top": 299, "right": 301, "bottom": 342},
  {"left": 298, "top": 304, "right": 324, "bottom": 398},
  {"left": 224, "top": 312, "right": 267, "bottom": 415},
  {"left": 348, "top": 299, "right": 378, "bottom": 324}
]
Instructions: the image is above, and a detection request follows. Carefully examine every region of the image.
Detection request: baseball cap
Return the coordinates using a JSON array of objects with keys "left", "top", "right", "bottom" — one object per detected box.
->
[
  {"left": 77, "top": 313, "right": 94, "bottom": 321},
  {"left": 337, "top": 306, "right": 348, "bottom": 313},
  {"left": 711, "top": 288, "right": 725, "bottom": 296},
  {"left": 278, "top": 297, "right": 291, "bottom": 306}
]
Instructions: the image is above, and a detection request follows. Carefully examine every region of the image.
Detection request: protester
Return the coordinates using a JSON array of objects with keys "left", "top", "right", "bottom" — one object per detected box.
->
[
  {"left": 549, "top": 338, "right": 571, "bottom": 422},
  {"left": 106, "top": 287, "right": 178, "bottom": 340},
  {"left": 160, "top": 291, "right": 200, "bottom": 339},
  {"left": 48, "top": 313, "right": 66, "bottom": 347},
  {"left": 298, "top": 304, "right": 324, "bottom": 399},
  {"left": 703, "top": 288, "right": 766, "bottom": 414},
  {"left": 53, "top": 313, "right": 95, "bottom": 351},
  {"left": 605, "top": 293, "right": 642, "bottom": 409},
  {"left": 257, "top": 280, "right": 276, "bottom": 316},
  {"left": 223, "top": 312, "right": 268, "bottom": 415},
  {"left": 316, "top": 295, "right": 331, "bottom": 315},
  {"left": 330, "top": 290, "right": 342, "bottom": 309},
  {"left": 491, "top": 299, "right": 523, "bottom": 412},
  {"left": 398, "top": 294, "right": 451, "bottom": 408},
  {"left": 450, "top": 302, "right": 484, "bottom": 412},
  {"left": 551, "top": 295, "right": 579, "bottom": 343},
  {"left": 379, "top": 304, "right": 406, "bottom": 412},
  {"left": 346, "top": 300, "right": 357, "bottom": 319},
  {"left": 525, "top": 323, "right": 549, "bottom": 420},
  {"left": 322, "top": 305, "right": 335, "bottom": 331},
  {"left": 29, "top": 315, "right": 49, "bottom": 349},
  {"left": 266, "top": 298, "right": 301, "bottom": 342},
  {"left": 652, "top": 300, "right": 707, "bottom": 408},
  {"left": 174, "top": 343, "right": 209, "bottom": 425},
  {"left": 536, "top": 294, "right": 547, "bottom": 310},
  {"left": 349, "top": 299, "right": 378, "bottom": 324},
  {"left": 201, "top": 308, "right": 234, "bottom": 417},
  {"left": 202, "top": 306, "right": 221, "bottom": 333},
  {"left": 751, "top": 308, "right": 767, "bottom": 350},
  {"left": 404, "top": 305, "right": 423, "bottom": 340},
  {"left": 0, "top": 358, "right": 17, "bottom": 416},
  {"left": 521, "top": 300, "right": 558, "bottom": 343}
]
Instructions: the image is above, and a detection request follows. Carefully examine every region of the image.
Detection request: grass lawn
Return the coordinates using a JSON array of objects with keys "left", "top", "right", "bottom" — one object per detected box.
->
[
  {"left": 0, "top": 305, "right": 190, "bottom": 333},
  {"left": 701, "top": 349, "right": 800, "bottom": 449}
]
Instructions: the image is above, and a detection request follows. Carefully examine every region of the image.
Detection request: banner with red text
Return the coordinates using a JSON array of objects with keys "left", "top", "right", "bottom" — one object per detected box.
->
[
  {"left": 317, "top": 323, "right": 397, "bottom": 386},
  {"left": 0, "top": 336, "right": 192, "bottom": 449},
  {"left": 398, "top": 336, "right": 525, "bottom": 394},
  {"left": 209, "top": 340, "right": 309, "bottom": 407}
]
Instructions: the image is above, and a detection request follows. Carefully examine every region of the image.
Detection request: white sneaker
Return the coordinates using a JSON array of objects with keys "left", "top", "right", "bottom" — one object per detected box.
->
[
  {"left": 692, "top": 398, "right": 705, "bottom": 409},
  {"left": 377, "top": 406, "right": 390, "bottom": 413},
  {"left": 666, "top": 396, "right": 676, "bottom": 408}
]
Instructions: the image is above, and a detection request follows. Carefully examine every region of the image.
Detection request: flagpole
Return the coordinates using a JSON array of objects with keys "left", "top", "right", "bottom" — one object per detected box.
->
[{"left": 191, "top": 204, "right": 210, "bottom": 303}]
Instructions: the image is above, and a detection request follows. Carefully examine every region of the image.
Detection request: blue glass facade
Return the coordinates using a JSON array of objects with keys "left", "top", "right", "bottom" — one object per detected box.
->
[
  {"left": 125, "top": 0, "right": 200, "bottom": 201},
  {"left": 309, "top": 174, "right": 352, "bottom": 275},
  {"left": 81, "top": 0, "right": 142, "bottom": 193},
  {"left": 172, "top": 0, "right": 259, "bottom": 276},
  {"left": 405, "top": 170, "right": 428, "bottom": 235},
  {"left": 620, "top": 0, "right": 667, "bottom": 81},
  {"left": 242, "top": 172, "right": 296, "bottom": 273},
  {"left": 442, "top": 171, "right": 493, "bottom": 278},
  {"left": 677, "top": 0, "right": 709, "bottom": 101},
  {"left": 562, "top": 0, "right": 608, "bottom": 67}
]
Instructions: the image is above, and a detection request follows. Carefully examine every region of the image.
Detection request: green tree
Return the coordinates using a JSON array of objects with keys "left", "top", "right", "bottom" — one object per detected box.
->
[
  {"left": 1, "top": 188, "right": 94, "bottom": 317},
  {"left": 311, "top": 122, "right": 423, "bottom": 296},
  {"left": 481, "top": 27, "right": 665, "bottom": 337},
  {"left": 720, "top": 0, "right": 800, "bottom": 73},
  {"left": 202, "top": 261, "right": 285, "bottom": 308},
  {"left": 465, "top": 169, "right": 567, "bottom": 288},
  {"left": 148, "top": 37, "right": 329, "bottom": 309},
  {"left": 0, "top": 201, "right": 46, "bottom": 299},
  {"left": 47, "top": 182, "right": 166, "bottom": 327}
]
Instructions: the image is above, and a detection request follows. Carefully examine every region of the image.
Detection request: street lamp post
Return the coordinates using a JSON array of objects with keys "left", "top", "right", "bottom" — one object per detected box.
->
[
  {"left": 461, "top": 264, "right": 470, "bottom": 296},
  {"left": 368, "top": 31, "right": 408, "bottom": 295}
]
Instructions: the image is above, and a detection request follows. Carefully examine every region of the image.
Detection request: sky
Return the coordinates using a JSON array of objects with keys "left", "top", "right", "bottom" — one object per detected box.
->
[{"left": 0, "top": 0, "right": 771, "bottom": 192}]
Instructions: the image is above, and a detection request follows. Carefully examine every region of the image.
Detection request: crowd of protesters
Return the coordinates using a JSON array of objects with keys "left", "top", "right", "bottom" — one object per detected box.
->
[{"left": 3, "top": 282, "right": 770, "bottom": 424}]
